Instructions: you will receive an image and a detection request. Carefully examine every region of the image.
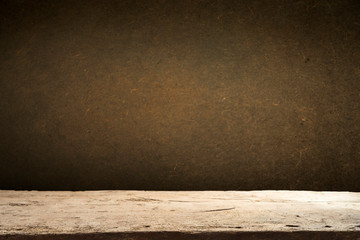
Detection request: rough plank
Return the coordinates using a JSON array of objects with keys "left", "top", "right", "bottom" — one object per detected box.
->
[{"left": 0, "top": 190, "right": 360, "bottom": 236}]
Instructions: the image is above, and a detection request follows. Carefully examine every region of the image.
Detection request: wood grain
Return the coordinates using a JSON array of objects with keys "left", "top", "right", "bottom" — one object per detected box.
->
[{"left": 1, "top": 190, "right": 359, "bottom": 235}]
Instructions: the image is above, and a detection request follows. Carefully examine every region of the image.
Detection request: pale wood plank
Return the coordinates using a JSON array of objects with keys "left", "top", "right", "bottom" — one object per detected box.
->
[{"left": 0, "top": 190, "right": 359, "bottom": 235}]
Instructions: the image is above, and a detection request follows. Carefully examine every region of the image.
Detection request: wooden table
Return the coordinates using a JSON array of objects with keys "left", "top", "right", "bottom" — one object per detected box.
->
[{"left": 1, "top": 190, "right": 360, "bottom": 239}]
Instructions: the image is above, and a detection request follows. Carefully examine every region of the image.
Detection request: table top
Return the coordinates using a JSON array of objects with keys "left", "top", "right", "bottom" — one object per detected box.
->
[{"left": 1, "top": 190, "right": 360, "bottom": 235}]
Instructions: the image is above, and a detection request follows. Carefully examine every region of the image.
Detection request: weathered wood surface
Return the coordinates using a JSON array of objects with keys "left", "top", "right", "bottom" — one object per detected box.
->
[{"left": 0, "top": 191, "right": 360, "bottom": 235}]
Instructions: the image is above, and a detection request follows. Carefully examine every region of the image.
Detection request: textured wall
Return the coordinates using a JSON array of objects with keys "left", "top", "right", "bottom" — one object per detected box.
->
[{"left": 0, "top": 0, "right": 359, "bottom": 190}]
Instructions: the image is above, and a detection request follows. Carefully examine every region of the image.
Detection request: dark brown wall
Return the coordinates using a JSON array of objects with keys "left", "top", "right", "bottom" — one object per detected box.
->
[{"left": 0, "top": 0, "right": 359, "bottom": 191}]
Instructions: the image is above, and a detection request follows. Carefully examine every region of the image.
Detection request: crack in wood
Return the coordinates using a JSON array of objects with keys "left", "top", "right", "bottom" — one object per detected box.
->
[
  {"left": 286, "top": 225, "right": 300, "bottom": 228},
  {"left": 200, "top": 207, "right": 236, "bottom": 212}
]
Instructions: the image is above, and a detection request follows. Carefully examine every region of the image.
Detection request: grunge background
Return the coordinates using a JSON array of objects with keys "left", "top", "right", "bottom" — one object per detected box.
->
[{"left": 0, "top": 0, "right": 359, "bottom": 191}]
